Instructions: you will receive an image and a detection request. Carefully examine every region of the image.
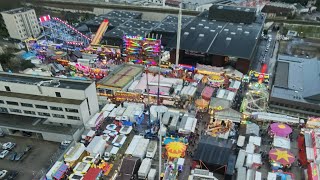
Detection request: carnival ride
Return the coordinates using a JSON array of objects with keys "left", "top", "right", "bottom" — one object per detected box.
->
[
  {"left": 123, "top": 35, "right": 161, "bottom": 65},
  {"left": 39, "top": 15, "right": 91, "bottom": 47},
  {"left": 241, "top": 83, "right": 269, "bottom": 112}
]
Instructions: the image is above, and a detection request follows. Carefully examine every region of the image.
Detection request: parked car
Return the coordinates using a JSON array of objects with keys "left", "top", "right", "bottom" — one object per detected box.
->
[
  {"left": 9, "top": 152, "right": 17, "bottom": 161},
  {"left": 0, "top": 131, "right": 4, "bottom": 137},
  {"left": 0, "top": 150, "right": 9, "bottom": 159},
  {"left": 2, "top": 142, "right": 16, "bottom": 150},
  {"left": 0, "top": 170, "right": 7, "bottom": 179},
  {"left": 14, "top": 152, "right": 24, "bottom": 161},
  {"left": 24, "top": 145, "right": 32, "bottom": 153}
]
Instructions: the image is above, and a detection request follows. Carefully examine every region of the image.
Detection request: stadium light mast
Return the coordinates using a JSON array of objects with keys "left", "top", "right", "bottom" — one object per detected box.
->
[{"left": 175, "top": 1, "right": 182, "bottom": 66}]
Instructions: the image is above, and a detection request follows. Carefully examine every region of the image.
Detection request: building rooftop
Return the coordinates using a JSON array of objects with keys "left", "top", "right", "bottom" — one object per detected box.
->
[
  {"left": 85, "top": 16, "right": 129, "bottom": 28},
  {"left": 98, "top": 65, "right": 143, "bottom": 89},
  {"left": 0, "top": 91, "right": 84, "bottom": 105},
  {"left": 104, "top": 26, "right": 151, "bottom": 39},
  {"left": 0, "top": 72, "right": 92, "bottom": 90},
  {"left": 2, "top": 7, "right": 33, "bottom": 14},
  {"left": 161, "top": 15, "right": 194, "bottom": 26},
  {"left": 0, "top": 113, "right": 79, "bottom": 135},
  {"left": 153, "top": 22, "right": 178, "bottom": 33},
  {"left": 100, "top": 10, "right": 142, "bottom": 19},
  {"left": 121, "top": 19, "right": 160, "bottom": 30},
  {"left": 271, "top": 55, "right": 320, "bottom": 104},
  {"left": 168, "top": 15, "right": 263, "bottom": 60}
]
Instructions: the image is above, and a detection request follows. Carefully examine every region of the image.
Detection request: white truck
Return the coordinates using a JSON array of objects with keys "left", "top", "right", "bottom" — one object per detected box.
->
[
  {"left": 104, "top": 145, "right": 119, "bottom": 161},
  {"left": 148, "top": 169, "right": 156, "bottom": 180},
  {"left": 138, "top": 158, "right": 152, "bottom": 179},
  {"left": 125, "top": 135, "right": 143, "bottom": 155},
  {"left": 146, "top": 141, "right": 157, "bottom": 159},
  {"left": 133, "top": 138, "right": 149, "bottom": 160}
]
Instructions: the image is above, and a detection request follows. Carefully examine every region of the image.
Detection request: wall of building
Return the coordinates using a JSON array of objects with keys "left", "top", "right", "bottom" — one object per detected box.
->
[
  {"left": 0, "top": 96, "right": 84, "bottom": 125},
  {"left": 84, "top": 82, "right": 99, "bottom": 120},
  {"left": 42, "top": 132, "right": 73, "bottom": 142},
  {"left": 1, "top": 13, "right": 19, "bottom": 40}
]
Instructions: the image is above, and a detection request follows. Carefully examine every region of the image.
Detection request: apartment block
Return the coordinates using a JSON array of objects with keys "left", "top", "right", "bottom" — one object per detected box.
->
[{"left": 1, "top": 8, "right": 41, "bottom": 40}]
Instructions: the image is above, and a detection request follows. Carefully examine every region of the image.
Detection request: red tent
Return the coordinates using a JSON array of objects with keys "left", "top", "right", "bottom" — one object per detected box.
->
[{"left": 83, "top": 168, "right": 101, "bottom": 180}]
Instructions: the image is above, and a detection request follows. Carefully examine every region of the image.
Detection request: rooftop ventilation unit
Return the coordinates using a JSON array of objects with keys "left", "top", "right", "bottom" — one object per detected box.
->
[
  {"left": 199, "top": 23, "right": 204, "bottom": 26},
  {"left": 199, "top": 34, "right": 204, "bottom": 37},
  {"left": 184, "top": 32, "right": 190, "bottom": 35},
  {"left": 210, "top": 30, "right": 215, "bottom": 32},
  {"left": 245, "top": 31, "right": 250, "bottom": 34},
  {"left": 218, "top": 25, "right": 222, "bottom": 28},
  {"left": 224, "top": 29, "right": 229, "bottom": 32},
  {"left": 204, "top": 26, "right": 209, "bottom": 29},
  {"left": 226, "top": 37, "right": 231, "bottom": 41},
  {"left": 237, "top": 28, "right": 243, "bottom": 31},
  {"left": 202, "top": 19, "right": 206, "bottom": 22},
  {"left": 190, "top": 27, "right": 196, "bottom": 30},
  {"left": 231, "top": 32, "right": 236, "bottom": 35}
]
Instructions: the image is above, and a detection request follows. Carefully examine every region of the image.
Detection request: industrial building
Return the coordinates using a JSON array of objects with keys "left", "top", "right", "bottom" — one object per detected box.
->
[
  {"left": 168, "top": 5, "right": 265, "bottom": 73},
  {"left": 0, "top": 72, "right": 99, "bottom": 142},
  {"left": 1, "top": 8, "right": 41, "bottom": 40},
  {"left": 269, "top": 55, "right": 320, "bottom": 119}
]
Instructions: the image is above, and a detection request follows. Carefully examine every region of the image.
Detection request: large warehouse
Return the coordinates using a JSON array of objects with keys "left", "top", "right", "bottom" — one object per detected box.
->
[
  {"left": 269, "top": 55, "right": 320, "bottom": 119},
  {"left": 168, "top": 5, "right": 265, "bottom": 73}
]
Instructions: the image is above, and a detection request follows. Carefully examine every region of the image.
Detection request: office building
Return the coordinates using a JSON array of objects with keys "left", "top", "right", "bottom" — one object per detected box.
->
[
  {"left": 0, "top": 72, "right": 99, "bottom": 141},
  {"left": 1, "top": 8, "right": 41, "bottom": 40}
]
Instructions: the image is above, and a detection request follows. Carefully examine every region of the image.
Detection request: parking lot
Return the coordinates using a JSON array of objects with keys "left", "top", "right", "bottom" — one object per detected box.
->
[{"left": 0, "top": 135, "right": 60, "bottom": 180}]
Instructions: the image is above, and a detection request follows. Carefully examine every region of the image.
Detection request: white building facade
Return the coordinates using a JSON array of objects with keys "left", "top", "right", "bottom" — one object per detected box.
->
[
  {"left": 0, "top": 72, "right": 99, "bottom": 126},
  {"left": 1, "top": 8, "right": 41, "bottom": 40}
]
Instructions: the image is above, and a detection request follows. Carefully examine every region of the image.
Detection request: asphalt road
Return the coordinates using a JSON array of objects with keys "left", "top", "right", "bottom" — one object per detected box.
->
[
  {"left": 0, "top": 135, "right": 60, "bottom": 180},
  {"left": 251, "top": 31, "right": 278, "bottom": 72}
]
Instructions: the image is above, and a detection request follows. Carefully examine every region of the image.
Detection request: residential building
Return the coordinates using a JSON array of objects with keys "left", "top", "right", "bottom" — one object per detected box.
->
[
  {"left": 1, "top": 8, "right": 41, "bottom": 40},
  {"left": 0, "top": 72, "right": 99, "bottom": 142},
  {"left": 269, "top": 55, "right": 320, "bottom": 119}
]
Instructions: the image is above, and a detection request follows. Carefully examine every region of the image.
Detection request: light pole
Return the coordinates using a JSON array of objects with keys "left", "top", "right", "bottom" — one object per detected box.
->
[
  {"left": 155, "top": 105, "right": 168, "bottom": 180},
  {"left": 175, "top": 1, "right": 182, "bottom": 66}
]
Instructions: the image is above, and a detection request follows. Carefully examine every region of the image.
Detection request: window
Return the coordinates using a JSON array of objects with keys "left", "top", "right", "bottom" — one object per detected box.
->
[
  {"left": 67, "top": 116, "right": 80, "bottom": 120},
  {"left": 0, "top": 100, "right": 3, "bottom": 104},
  {"left": 38, "top": 112, "right": 50, "bottom": 117},
  {"left": 65, "top": 108, "right": 78, "bottom": 113},
  {"left": 35, "top": 105, "right": 48, "bottom": 109},
  {"left": 9, "top": 108, "right": 21, "bottom": 113},
  {"left": 5, "top": 86, "right": 10, "bottom": 92},
  {"left": 50, "top": 106, "right": 63, "bottom": 111},
  {"left": 55, "top": 92, "right": 61, "bottom": 97},
  {"left": 52, "top": 114, "right": 65, "bottom": 118},
  {"left": 6, "top": 101, "right": 18, "bottom": 105},
  {"left": 0, "top": 107, "right": 8, "bottom": 113},
  {"left": 24, "top": 110, "right": 36, "bottom": 115},
  {"left": 21, "top": 103, "right": 33, "bottom": 107}
]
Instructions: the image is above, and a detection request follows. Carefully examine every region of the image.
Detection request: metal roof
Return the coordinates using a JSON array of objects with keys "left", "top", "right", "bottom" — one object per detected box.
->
[
  {"left": 104, "top": 26, "right": 151, "bottom": 39},
  {"left": 168, "top": 16, "right": 262, "bottom": 59},
  {"left": 120, "top": 19, "right": 160, "bottom": 30},
  {"left": 271, "top": 55, "right": 320, "bottom": 103},
  {"left": 100, "top": 10, "right": 142, "bottom": 19}
]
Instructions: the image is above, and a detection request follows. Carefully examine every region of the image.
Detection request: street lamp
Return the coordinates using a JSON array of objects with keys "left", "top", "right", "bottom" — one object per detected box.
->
[{"left": 155, "top": 105, "right": 168, "bottom": 180}]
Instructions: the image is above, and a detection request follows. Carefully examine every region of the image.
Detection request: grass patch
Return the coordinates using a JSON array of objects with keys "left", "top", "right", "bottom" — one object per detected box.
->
[{"left": 284, "top": 23, "right": 320, "bottom": 39}]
